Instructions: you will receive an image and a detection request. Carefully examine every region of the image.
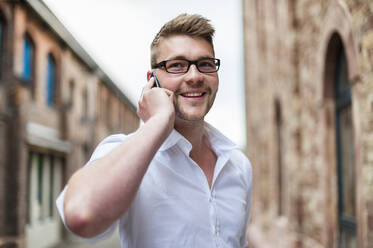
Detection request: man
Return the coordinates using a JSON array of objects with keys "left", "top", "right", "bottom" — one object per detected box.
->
[{"left": 57, "top": 13, "right": 252, "bottom": 247}]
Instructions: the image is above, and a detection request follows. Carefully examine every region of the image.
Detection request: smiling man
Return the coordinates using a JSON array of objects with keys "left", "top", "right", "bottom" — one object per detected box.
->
[{"left": 57, "top": 13, "right": 252, "bottom": 248}]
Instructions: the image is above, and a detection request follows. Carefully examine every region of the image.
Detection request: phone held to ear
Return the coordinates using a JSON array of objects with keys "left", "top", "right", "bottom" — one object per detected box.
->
[{"left": 150, "top": 72, "right": 161, "bottom": 88}]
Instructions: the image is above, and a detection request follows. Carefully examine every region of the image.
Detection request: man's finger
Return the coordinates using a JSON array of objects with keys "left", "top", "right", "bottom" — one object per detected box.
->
[
  {"left": 140, "top": 78, "right": 155, "bottom": 96},
  {"left": 144, "top": 77, "right": 155, "bottom": 90},
  {"left": 162, "top": 88, "right": 174, "bottom": 97}
]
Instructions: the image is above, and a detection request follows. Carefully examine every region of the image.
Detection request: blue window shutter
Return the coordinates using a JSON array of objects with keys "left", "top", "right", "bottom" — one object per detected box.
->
[
  {"left": 46, "top": 54, "right": 55, "bottom": 106},
  {"left": 22, "top": 35, "right": 33, "bottom": 81},
  {"left": 0, "top": 21, "right": 3, "bottom": 78}
]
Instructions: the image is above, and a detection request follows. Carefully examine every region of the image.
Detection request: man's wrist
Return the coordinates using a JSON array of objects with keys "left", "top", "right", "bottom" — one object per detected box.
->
[{"left": 147, "top": 111, "right": 174, "bottom": 134}]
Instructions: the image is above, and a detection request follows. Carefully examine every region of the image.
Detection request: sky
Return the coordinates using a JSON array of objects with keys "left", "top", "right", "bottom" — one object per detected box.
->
[{"left": 43, "top": 0, "right": 247, "bottom": 148}]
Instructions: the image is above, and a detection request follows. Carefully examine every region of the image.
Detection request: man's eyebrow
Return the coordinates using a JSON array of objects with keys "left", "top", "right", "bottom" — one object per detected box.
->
[
  {"left": 167, "top": 55, "right": 215, "bottom": 60},
  {"left": 168, "top": 55, "right": 187, "bottom": 60}
]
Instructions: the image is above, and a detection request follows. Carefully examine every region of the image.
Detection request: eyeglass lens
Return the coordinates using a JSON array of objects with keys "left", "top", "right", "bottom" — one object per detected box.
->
[{"left": 165, "top": 59, "right": 219, "bottom": 73}]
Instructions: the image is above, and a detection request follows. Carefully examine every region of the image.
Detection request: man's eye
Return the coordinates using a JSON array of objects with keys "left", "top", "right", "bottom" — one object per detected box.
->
[
  {"left": 199, "top": 61, "right": 215, "bottom": 68},
  {"left": 168, "top": 62, "right": 184, "bottom": 68}
]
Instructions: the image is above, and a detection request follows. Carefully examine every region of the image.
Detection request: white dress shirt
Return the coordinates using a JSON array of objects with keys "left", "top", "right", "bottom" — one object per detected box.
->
[{"left": 56, "top": 123, "right": 252, "bottom": 248}]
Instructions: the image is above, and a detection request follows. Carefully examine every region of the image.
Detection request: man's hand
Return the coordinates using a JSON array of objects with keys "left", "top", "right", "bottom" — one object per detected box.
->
[{"left": 137, "top": 77, "right": 175, "bottom": 133}]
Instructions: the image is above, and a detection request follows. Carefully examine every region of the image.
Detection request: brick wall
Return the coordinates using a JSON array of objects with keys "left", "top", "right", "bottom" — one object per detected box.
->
[
  {"left": 242, "top": 0, "right": 373, "bottom": 247},
  {"left": 0, "top": 1, "right": 139, "bottom": 247}
]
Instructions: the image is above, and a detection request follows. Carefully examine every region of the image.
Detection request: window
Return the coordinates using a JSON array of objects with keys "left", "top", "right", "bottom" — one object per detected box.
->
[
  {"left": 22, "top": 34, "right": 34, "bottom": 81},
  {"left": 0, "top": 18, "right": 4, "bottom": 78},
  {"left": 69, "top": 80, "right": 75, "bottom": 107},
  {"left": 48, "top": 156, "right": 55, "bottom": 217},
  {"left": 120, "top": 105, "right": 125, "bottom": 130},
  {"left": 83, "top": 143, "right": 90, "bottom": 163},
  {"left": 275, "top": 101, "right": 284, "bottom": 216},
  {"left": 27, "top": 152, "right": 44, "bottom": 222},
  {"left": 26, "top": 152, "right": 64, "bottom": 247},
  {"left": 82, "top": 88, "right": 88, "bottom": 119},
  {"left": 27, "top": 152, "right": 63, "bottom": 222},
  {"left": 46, "top": 54, "right": 56, "bottom": 106},
  {"left": 334, "top": 46, "right": 356, "bottom": 248},
  {"left": 97, "top": 85, "right": 103, "bottom": 119},
  {"left": 106, "top": 93, "right": 111, "bottom": 126}
]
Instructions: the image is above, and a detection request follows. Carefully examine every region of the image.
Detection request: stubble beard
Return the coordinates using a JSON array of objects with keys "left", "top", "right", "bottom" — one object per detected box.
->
[{"left": 174, "top": 89, "right": 217, "bottom": 122}]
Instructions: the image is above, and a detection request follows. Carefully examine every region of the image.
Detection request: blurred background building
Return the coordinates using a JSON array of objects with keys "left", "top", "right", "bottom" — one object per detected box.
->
[
  {"left": 1, "top": 0, "right": 372, "bottom": 248},
  {"left": 0, "top": 0, "right": 139, "bottom": 247},
  {"left": 242, "top": 0, "right": 373, "bottom": 248}
]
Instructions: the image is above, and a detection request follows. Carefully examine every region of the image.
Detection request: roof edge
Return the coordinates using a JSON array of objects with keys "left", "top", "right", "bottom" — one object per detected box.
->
[{"left": 24, "top": 0, "right": 137, "bottom": 112}]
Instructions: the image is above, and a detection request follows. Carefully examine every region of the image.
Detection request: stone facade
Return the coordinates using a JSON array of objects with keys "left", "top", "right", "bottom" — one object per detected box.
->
[
  {"left": 242, "top": 0, "right": 373, "bottom": 247},
  {"left": 0, "top": 1, "right": 139, "bottom": 248}
]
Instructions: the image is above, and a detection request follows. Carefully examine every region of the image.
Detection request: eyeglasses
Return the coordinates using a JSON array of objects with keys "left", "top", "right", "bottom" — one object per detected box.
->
[{"left": 152, "top": 58, "right": 220, "bottom": 74}]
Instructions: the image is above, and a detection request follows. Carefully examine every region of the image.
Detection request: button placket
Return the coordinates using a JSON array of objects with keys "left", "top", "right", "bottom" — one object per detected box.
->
[
  {"left": 209, "top": 188, "right": 215, "bottom": 203},
  {"left": 215, "top": 227, "right": 220, "bottom": 247},
  {"left": 211, "top": 188, "right": 220, "bottom": 242},
  {"left": 208, "top": 186, "right": 218, "bottom": 246}
]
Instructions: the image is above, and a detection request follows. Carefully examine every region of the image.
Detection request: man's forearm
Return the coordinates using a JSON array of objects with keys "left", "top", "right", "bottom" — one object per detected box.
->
[{"left": 64, "top": 113, "right": 173, "bottom": 238}]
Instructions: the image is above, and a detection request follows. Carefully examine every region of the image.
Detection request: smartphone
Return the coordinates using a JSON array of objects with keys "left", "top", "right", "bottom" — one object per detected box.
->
[{"left": 150, "top": 72, "right": 161, "bottom": 88}]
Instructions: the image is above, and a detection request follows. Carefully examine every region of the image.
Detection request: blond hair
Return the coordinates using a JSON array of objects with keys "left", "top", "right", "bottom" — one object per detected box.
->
[{"left": 150, "top": 13, "right": 215, "bottom": 68}]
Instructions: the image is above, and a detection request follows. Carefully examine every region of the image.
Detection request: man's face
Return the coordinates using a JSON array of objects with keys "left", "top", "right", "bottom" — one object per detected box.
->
[{"left": 154, "top": 35, "right": 219, "bottom": 122}]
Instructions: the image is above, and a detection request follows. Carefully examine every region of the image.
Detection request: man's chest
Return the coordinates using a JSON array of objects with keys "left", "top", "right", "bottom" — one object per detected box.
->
[{"left": 126, "top": 153, "right": 249, "bottom": 244}]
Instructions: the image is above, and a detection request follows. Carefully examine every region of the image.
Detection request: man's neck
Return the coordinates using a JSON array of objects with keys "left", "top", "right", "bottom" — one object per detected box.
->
[{"left": 174, "top": 118, "right": 206, "bottom": 153}]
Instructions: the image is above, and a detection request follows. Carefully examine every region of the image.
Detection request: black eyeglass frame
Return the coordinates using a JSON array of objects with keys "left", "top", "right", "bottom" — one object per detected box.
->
[{"left": 152, "top": 58, "right": 221, "bottom": 74}]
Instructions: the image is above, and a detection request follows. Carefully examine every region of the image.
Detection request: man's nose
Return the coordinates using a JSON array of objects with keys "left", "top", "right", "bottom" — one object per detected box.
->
[{"left": 185, "top": 64, "right": 203, "bottom": 84}]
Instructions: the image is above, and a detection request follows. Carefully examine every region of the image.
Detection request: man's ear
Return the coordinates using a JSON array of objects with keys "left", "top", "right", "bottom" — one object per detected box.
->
[{"left": 146, "top": 71, "right": 152, "bottom": 81}]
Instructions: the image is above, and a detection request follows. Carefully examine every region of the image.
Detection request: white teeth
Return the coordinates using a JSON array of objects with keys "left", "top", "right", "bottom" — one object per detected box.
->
[{"left": 183, "top": 92, "right": 203, "bottom": 97}]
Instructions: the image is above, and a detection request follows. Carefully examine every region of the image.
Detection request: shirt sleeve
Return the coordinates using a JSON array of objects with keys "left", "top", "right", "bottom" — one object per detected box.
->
[
  {"left": 240, "top": 157, "right": 253, "bottom": 248},
  {"left": 55, "top": 133, "right": 129, "bottom": 243}
]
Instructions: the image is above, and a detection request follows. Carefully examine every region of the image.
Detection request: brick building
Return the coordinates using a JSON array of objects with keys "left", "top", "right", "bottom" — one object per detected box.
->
[
  {"left": 242, "top": 0, "right": 373, "bottom": 247},
  {"left": 0, "top": 0, "right": 139, "bottom": 247}
]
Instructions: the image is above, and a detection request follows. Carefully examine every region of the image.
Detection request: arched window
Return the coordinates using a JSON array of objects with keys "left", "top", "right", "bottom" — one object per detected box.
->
[
  {"left": 275, "top": 101, "right": 284, "bottom": 216},
  {"left": 46, "top": 54, "right": 56, "bottom": 106},
  {"left": 334, "top": 45, "right": 356, "bottom": 247},
  {"left": 0, "top": 17, "right": 4, "bottom": 79},
  {"left": 22, "top": 33, "right": 34, "bottom": 81}
]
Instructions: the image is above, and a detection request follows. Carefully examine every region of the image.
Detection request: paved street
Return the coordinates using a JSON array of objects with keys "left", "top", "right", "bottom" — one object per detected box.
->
[{"left": 52, "top": 231, "right": 121, "bottom": 248}]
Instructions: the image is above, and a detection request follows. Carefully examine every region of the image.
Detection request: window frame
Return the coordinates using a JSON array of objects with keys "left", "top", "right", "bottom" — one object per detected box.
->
[
  {"left": 275, "top": 100, "right": 284, "bottom": 216},
  {"left": 46, "top": 53, "right": 56, "bottom": 107},
  {"left": 334, "top": 45, "right": 357, "bottom": 246},
  {"left": 22, "top": 33, "right": 35, "bottom": 82},
  {"left": 0, "top": 16, "right": 5, "bottom": 79}
]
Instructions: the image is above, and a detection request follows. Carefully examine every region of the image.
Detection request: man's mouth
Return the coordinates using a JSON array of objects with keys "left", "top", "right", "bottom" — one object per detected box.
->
[{"left": 181, "top": 92, "right": 206, "bottom": 97}]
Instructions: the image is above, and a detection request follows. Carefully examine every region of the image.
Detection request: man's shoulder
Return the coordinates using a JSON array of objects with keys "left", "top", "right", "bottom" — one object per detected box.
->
[
  {"left": 99, "top": 133, "right": 132, "bottom": 145},
  {"left": 94, "top": 132, "right": 134, "bottom": 154},
  {"left": 86, "top": 133, "right": 134, "bottom": 166},
  {"left": 227, "top": 148, "right": 251, "bottom": 168},
  {"left": 227, "top": 148, "right": 252, "bottom": 188}
]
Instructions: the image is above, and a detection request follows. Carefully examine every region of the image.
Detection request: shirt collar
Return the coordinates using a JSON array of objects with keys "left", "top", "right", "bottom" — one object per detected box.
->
[
  {"left": 158, "top": 129, "right": 185, "bottom": 152},
  {"left": 203, "top": 122, "right": 238, "bottom": 154},
  {"left": 158, "top": 122, "right": 238, "bottom": 154}
]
